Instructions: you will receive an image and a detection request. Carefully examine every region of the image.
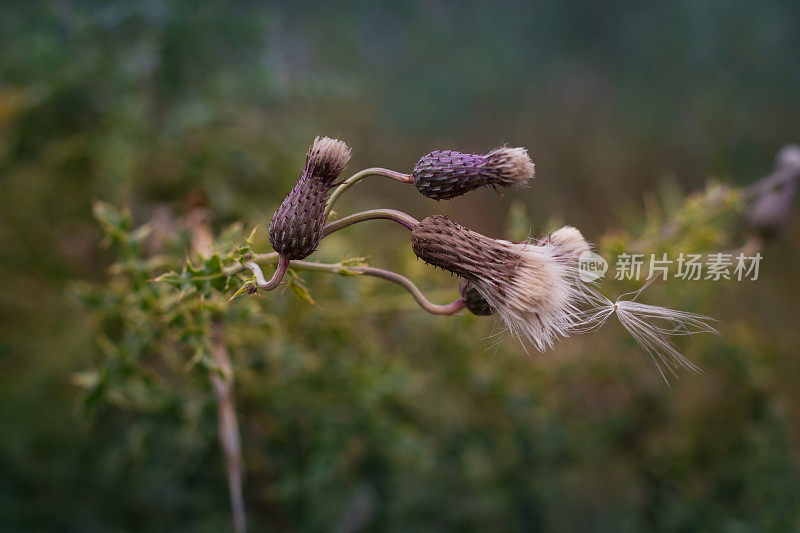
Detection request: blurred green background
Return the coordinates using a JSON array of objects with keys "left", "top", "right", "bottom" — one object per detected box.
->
[{"left": 2, "top": 1, "right": 800, "bottom": 531}]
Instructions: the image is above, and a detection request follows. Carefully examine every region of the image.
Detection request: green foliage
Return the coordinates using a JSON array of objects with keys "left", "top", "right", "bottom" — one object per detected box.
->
[
  {"left": 67, "top": 186, "right": 800, "bottom": 530},
  {"left": 3, "top": 1, "right": 800, "bottom": 531}
]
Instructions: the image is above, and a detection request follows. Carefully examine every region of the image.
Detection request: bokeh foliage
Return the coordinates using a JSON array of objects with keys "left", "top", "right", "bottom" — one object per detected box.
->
[{"left": 2, "top": 1, "right": 800, "bottom": 531}]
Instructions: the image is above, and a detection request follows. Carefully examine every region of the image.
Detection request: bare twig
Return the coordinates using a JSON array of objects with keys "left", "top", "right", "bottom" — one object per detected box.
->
[
  {"left": 630, "top": 145, "right": 800, "bottom": 254},
  {"left": 742, "top": 144, "right": 800, "bottom": 200},
  {"left": 292, "top": 260, "right": 465, "bottom": 315},
  {"left": 210, "top": 323, "right": 246, "bottom": 533},
  {"left": 185, "top": 197, "right": 247, "bottom": 533}
]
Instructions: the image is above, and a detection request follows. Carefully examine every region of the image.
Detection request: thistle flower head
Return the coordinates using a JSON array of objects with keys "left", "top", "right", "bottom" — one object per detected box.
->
[
  {"left": 269, "top": 136, "right": 352, "bottom": 259},
  {"left": 411, "top": 215, "right": 588, "bottom": 351},
  {"left": 412, "top": 147, "right": 534, "bottom": 200}
]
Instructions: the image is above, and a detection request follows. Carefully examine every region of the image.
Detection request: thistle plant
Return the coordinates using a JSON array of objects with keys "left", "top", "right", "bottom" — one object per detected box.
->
[
  {"left": 80, "top": 137, "right": 800, "bottom": 531},
  {"left": 243, "top": 137, "right": 716, "bottom": 373}
]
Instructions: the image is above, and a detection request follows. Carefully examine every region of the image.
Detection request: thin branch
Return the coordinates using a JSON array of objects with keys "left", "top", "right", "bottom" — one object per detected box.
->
[
  {"left": 242, "top": 258, "right": 464, "bottom": 316},
  {"left": 324, "top": 167, "right": 413, "bottom": 220},
  {"left": 293, "top": 260, "right": 465, "bottom": 315},
  {"left": 742, "top": 148, "right": 800, "bottom": 200},
  {"left": 210, "top": 322, "right": 246, "bottom": 533},
  {"left": 628, "top": 185, "right": 736, "bottom": 253},
  {"left": 323, "top": 209, "right": 419, "bottom": 237},
  {"left": 630, "top": 145, "right": 800, "bottom": 253},
  {"left": 185, "top": 201, "right": 246, "bottom": 533}
]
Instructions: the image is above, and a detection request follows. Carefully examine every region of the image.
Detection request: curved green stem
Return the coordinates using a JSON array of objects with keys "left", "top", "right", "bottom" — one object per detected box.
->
[
  {"left": 323, "top": 209, "right": 419, "bottom": 237},
  {"left": 244, "top": 255, "right": 289, "bottom": 290},
  {"left": 239, "top": 257, "right": 463, "bottom": 316},
  {"left": 292, "top": 260, "right": 464, "bottom": 316},
  {"left": 223, "top": 252, "right": 279, "bottom": 276},
  {"left": 324, "top": 168, "right": 413, "bottom": 220}
]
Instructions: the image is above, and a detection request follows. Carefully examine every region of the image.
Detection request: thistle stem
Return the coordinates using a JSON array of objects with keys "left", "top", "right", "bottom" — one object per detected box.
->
[
  {"left": 240, "top": 257, "right": 463, "bottom": 316},
  {"left": 245, "top": 255, "right": 289, "bottom": 290},
  {"left": 185, "top": 200, "right": 246, "bottom": 533},
  {"left": 324, "top": 168, "right": 413, "bottom": 220},
  {"left": 209, "top": 322, "right": 246, "bottom": 533},
  {"left": 323, "top": 209, "right": 419, "bottom": 237},
  {"left": 290, "top": 260, "right": 465, "bottom": 316}
]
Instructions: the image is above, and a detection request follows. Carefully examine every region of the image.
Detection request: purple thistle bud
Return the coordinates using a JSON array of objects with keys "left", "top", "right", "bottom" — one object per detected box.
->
[
  {"left": 269, "top": 137, "right": 352, "bottom": 259},
  {"left": 412, "top": 147, "right": 534, "bottom": 200},
  {"left": 411, "top": 215, "right": 588, "bottom": 351},
  {"left": 459, "top": 279, "right": 493, "bottom": 316}
]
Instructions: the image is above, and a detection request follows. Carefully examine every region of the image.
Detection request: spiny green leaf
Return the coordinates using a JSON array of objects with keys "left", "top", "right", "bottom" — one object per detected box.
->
[
  {"left": 207, "top": 254, "right": 223, "bottom": 273},
  {"left": 92, "top": 200, "right": 130, "bottom": 242},
  {"left": 227, "top": 279, "right": 253, "bottom": 303},
  {"left": 152, "top": 270, "right": 191, "bottom": 288},
  {"left": 245, "top": 225, "right": 260, "bottom": 246},
  {"left": 286, "top": 270, "right": 316, "bottom": 307},
  {"left": 340, "top": 256, "right": 369, "bottom": 267}
]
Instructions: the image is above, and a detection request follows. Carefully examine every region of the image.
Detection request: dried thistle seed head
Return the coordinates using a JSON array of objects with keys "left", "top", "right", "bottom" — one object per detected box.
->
[
  {"left": 412, "top": 147, "right": 534, "bottom": 200},
  {"left": 269, "top": 137, "right": 352, "bottom": 259},
  {"left": 748, "top": 145, "right": 800, "bottom": 241},
  {"left": 541, "top": 226, "right": 590, "bottom": 263},
  {"left": 411, "top": 215, "right": 588, "bottom": 351},
  {"left": 304, "top": 136, "right": 353, "bottom": 185},
  {"left": 776, "top": 144, "right": 800, "bottom": 169},
  {"left": 748, "top": 179, "right": 798, "bottom": 240},
  {"left": 486, "top": 146, "right": 535, "bottom": 185},
  {"left": 459, "top": 279, "right": 493, "bottom": 316}
]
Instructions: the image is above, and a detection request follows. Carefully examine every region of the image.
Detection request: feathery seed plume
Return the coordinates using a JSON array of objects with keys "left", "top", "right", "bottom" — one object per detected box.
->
[
  {"left": 269, "top": 137, "right": 351, "bottom": 259},
  {"left": 577, "top": 279, "right": 717, "bottom": 382}
]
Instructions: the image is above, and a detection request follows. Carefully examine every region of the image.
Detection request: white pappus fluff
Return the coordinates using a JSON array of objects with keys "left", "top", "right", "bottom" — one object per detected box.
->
[
  {"left": 479, "top": 227, "right": 716, "bottom": 380},
  {"left": 577, "top": 279, "right": 718, "bottom": 382},
  {"left": 473, "top": 227, "right": 591, "bottom": 353}
]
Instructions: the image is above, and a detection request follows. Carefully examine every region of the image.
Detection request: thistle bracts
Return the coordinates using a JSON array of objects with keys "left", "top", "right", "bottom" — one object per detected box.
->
[
  {"left": 269, "top": 137, "right": 351, "bottom": 259},
  {"left": 459, "top": 279, "right": 493, "bottom": 316},
  {"left": 411, "top": 215, "right": 588, "bottom": 351},
  {"left": 412, "top": 147, "right": 534, "bottom": 200}
]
